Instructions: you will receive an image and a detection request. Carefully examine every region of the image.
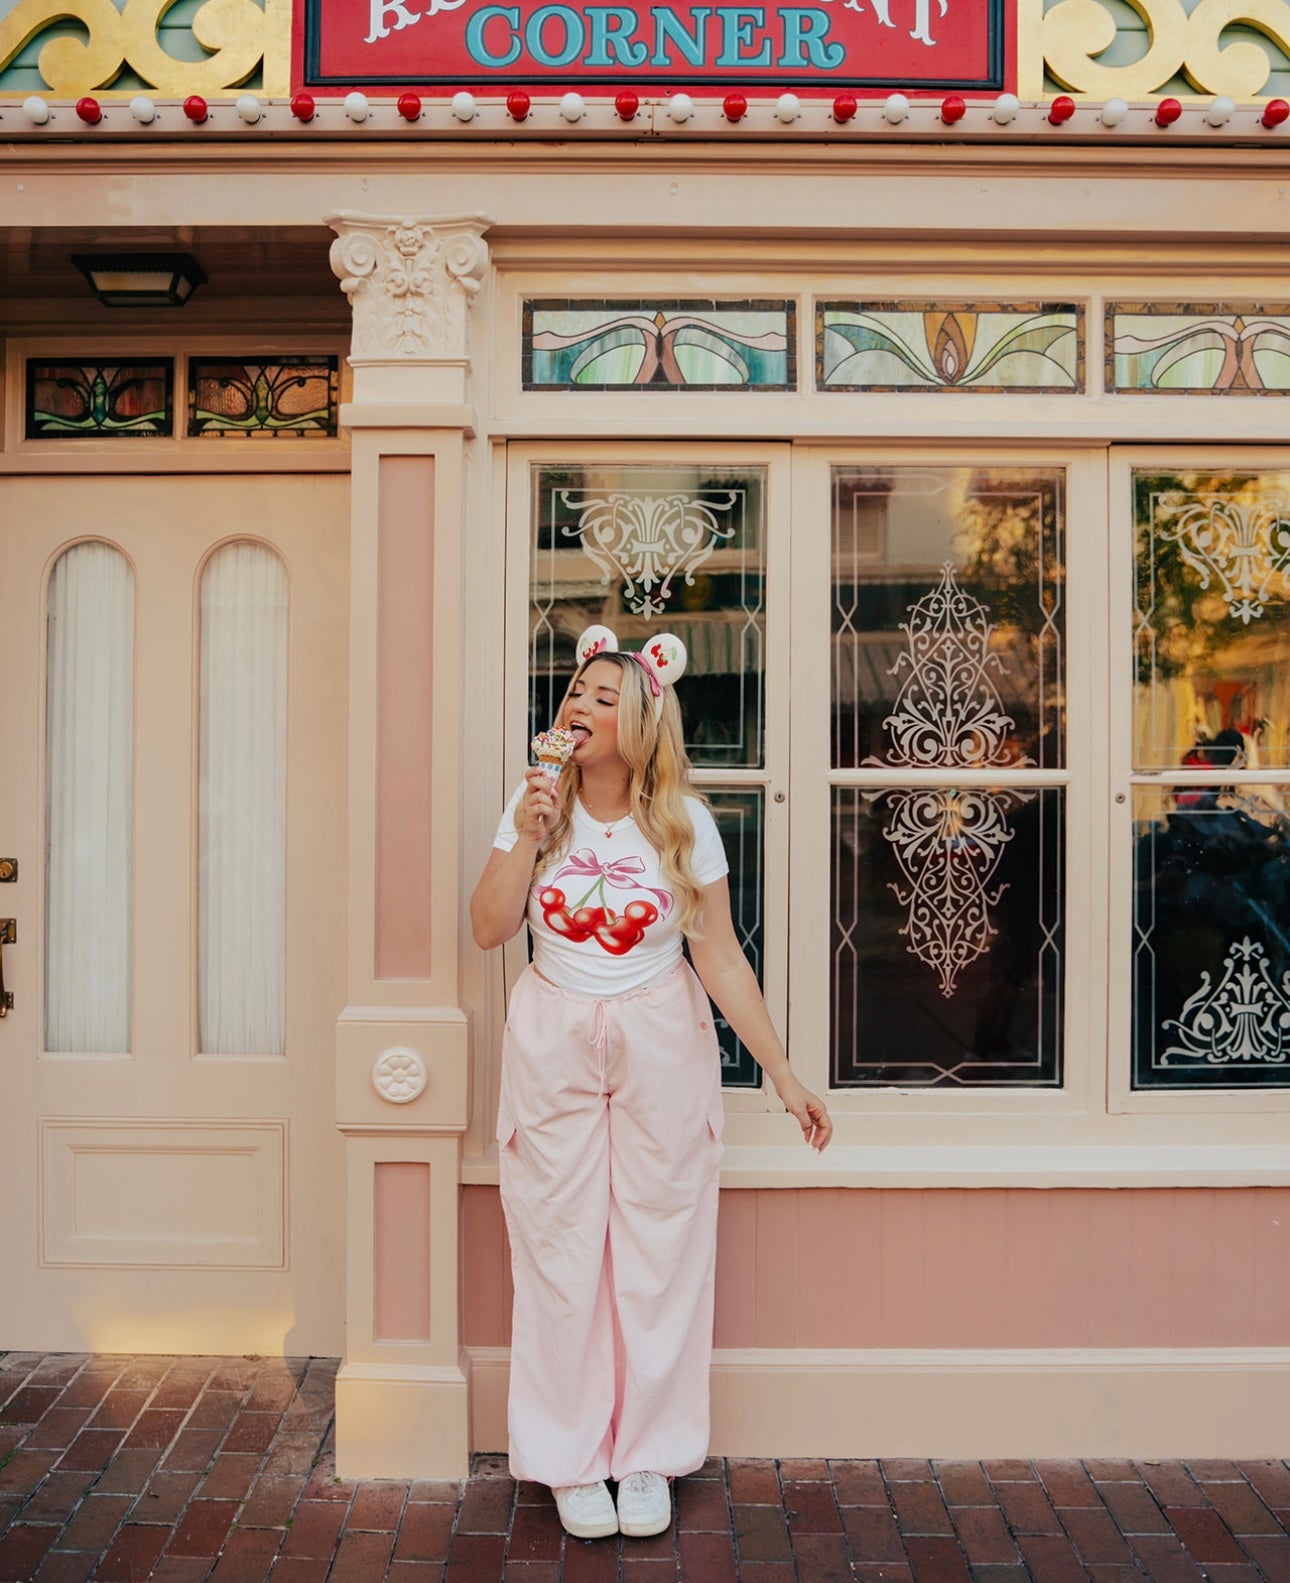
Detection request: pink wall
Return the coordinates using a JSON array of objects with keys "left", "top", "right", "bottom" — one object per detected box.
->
[
  {"left": 461, "top": 1185, "right": 1290, "bottom": 1348},
  {"left": 375, "top": 455, "right": 436, "bottom": 980},
  {"left": 375, "top": 1162, "right": 432, "bottom": 1342}
]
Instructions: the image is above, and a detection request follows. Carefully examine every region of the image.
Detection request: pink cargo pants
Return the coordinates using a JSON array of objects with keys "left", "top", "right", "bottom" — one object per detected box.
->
[{"left": 497, "top": 961, "right": 725, "bottom": 1487}]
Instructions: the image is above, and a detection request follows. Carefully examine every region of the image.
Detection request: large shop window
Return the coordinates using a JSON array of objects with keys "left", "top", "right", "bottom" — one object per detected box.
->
[{"left": 512, "top": 448, "right": 1290, "bottom": 1105}]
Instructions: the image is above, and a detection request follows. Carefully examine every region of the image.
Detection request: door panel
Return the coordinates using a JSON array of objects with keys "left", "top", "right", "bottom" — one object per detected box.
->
[{"left": 0, "top": 475, "right": 348, "bottom": 1353}]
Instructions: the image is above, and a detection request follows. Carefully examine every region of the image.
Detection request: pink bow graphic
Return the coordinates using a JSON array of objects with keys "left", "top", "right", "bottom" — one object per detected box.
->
[{"left": 553, "top": 849, "right": 673, "bottom": 916}]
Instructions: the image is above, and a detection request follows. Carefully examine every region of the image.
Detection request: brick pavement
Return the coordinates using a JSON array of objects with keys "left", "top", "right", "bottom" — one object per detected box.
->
[{"left": 4, "top": 1353, "right": 1290, "bottom": 1581}]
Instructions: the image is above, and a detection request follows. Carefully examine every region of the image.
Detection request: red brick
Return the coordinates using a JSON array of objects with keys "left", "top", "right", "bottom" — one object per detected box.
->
[
  {"left": 25, "top": 1409, "right": 91, "bottom": 1449},
  {"left": 1098, "top": 1479, "right": 1170, "bottom": 1534},
  {"left": 883, "top": 1460, "right": 934, "bottom": 1482},
  {"left": 94, "top": 1449, "right": 164, "bottom": 1496},
  {"left": 54, "top": 1493, "right": 132, "bottom": 1551},
  {"left": 1059, "top": 1504, "right": 1136, "bottom": 1565},
  {"left": 56, "top": 1430, "right": 124, "bottom": 1472},
  {"left": 676, "top": 1531, "right": 735, "bottom": 1583},
  {"left": 223, "top": 1414, "right": 281, "bottom": 1455},
  {"left": 149, "top": 1561, "right": 218, "bottom": 1583},
  {"left": 395, "top": 1501, "right": 455, "bottom": 1563},
  {"left": 166, "top": 1498, "right": 239, "bottom": 1556},
  {"left": 19, "top": 1471, "right": 92, "bottom": 1523},
  {"left": 968, "top": 1568, "right": 1029, "bottom": 1583},
  {"left": 162, "top": 1429, "right": 225, "bottom": 1472},
  {"left": 199, "top": 1453, "right": 262, "bottom": 1500},
  {"left": 123, "top": 1410, "right": 186, "bottom": 1450},
  {"left": 208, "top": 1526, "right": 283, "bottom": 1582},
  {"left": 135, "top": 1471, "right": 202, "bottom": 1524},
  {"left": 391, "top": 1566, "right": 448, "bottom": 1583},
  {"left": 279, "top": 1398, "right": 332, "bottom": 1436},
  {"left": 266, "top": 1560, "right": 331, "bottom": 1583},
  {"left": 1238, "top": 1535, "right": 1290, "bottom": 1582},
  {"left": 1129, "top": 1533, "right": 1207, "bottom": 1583},
  {"left": 676, "top": 1474, "right": 726, "bottom": 1531},
  {"left": 994, "top": 1480, "right": 1060, "bottom": 1535},
  {"left": 186, "top": 1392, "right": 243, "bottom": 1432},
  {"left": 1165, "top": 1505, "right": 1246, "bottom": 1564},
  {"left": 347, "top": 1482, "right": 407, "bottom": 1530},
  {"left": 852, "top": 1567, "right": 914, "bottom": 1583},
  {"left": 114, "top": 1360, "right": 173, "bottom": 1393},
  {"left": 149, "top": 1373, "right": 212, "bottom": 1412},
  {"left": 208, "top": 1361, "right": 261, "bottom": 1394},
  {"left": 0, "top": 1523, "right": 58, "bottom": 1583},
  {"left": 1203, "top": 1478, "right": 1284, "bottom": 1535},
  {"left": 32, "top": 1553, "right": 97, "bottom": 1583},
  {"left": 0, "top": 1449, "right": 55, "bottom": 1495},
  {"left": 1198, "top": 1567, "right": 1264, "bottom": 1583},
  {"left": 782, "top": 1479, "right": 840, "bottom": 1532},
  {"left": 445, "top": 1532, "right": 508, "bottom": 1580},
  {"left": 269, "top": 1435, "right": 330, "bottom": 1482},
  {"left": 1137, "top": 1463, "right": 1207, "bottom": 1509},
  {"left": 95, "top": 1523, "right": 170, "bottom": 1582},
  {"left": 281, "top": 1500, "right": 347, "bottom": 1558},
  {"left": 560, "top": 1538, "right": 617, "bottom": 1583},
  {"left": 1015, "top": 1533, "right": 1086, "bottom": 1582},
  {"left": 618, "top": 1563, "right": 677, "bottom": 1583},
  {"left": 830, "top": 1460, "right": 886, "bottom": 1505},
  {"left": 1187, "top": 1461, "right": 1241, "bottom": 1482},
  {"left": 56, "top": 1372, "right": 120, "bottom": 1412},
  {"left": 240, "top": 1475, "right": 306, "bottom": 1528},
  {"left": 1085, "top": 1569, "right": 1152, "bottom": 1583},
  {"left": 1239, "top": 1461, "right": 1290, "bottom": 1509},
  {"left": 0, "top": 1387, "right": 61, "bottom": 1426},
  {"left": 456, "top": 1476, "right": 514, "bottom": 1533},
  {"left": 89, "top": 1393, "right": 151, "bottom": 1430},
  {"left": 245, "top": 1375, "right": 299, "bottom": 1414},
  {"left": 410, "top": 1482, "right": 463, "bottom": 1505},
  {"left": 902, "top": 1534, "right": 972, "bottom": 1582},
  {"left": 1086, "top": 1460, "right": 1140, "bottom": 1481},
  {"left": 504, "top": 1503, "right": 562, "bottom": 1563},
  {"left": 30, "top": 1361, "right": 89, "bottom": 1388},
  {"left": 842, "top": 1504, "right": 906, "bottom": 1563},
  {"left": 982, "top": 1460, "right": 1036, "bottom": 1482},
  {"left": 1033, "top": 1459, "right": 1102, "bottom": 1508},
  {"left": 934, "top": 1462, "right": 995, "bottom": 1508},
  {"left": 789, "top": 1531, "right": 851, "bottom": 1582},
  {"left": 950, "top": 1505, "right": 1019, "bottom": 1564},
  {"left": 778, "top": 1458, "right": 829, "bottom": 1480},
  {"left": 732, "top": 1502, "right": 791, "bottom": 1562},
  {"left": 735, "top": 1565, "right": 795, "bottom": 1583},
  {"left": 727, "top": 1460, "right": 779, "bottom": 1505},
  {"left": 891, "top": 1481, "right": 953, "bottom": 1537}
]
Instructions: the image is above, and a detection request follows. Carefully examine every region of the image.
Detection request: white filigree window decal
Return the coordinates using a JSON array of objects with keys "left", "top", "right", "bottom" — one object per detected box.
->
[
  {"left": 558, "top": 489, "right": 739, "bottom": 618},
  {"left": 864, "top": 562, "right": 1033, "bottom": 770},
  {"left": 1161, "top": 936, "right": 1290, "bottom": 1065},
  {"left": 1156, "top": 496, "right": 1290, "bottom": 625}
]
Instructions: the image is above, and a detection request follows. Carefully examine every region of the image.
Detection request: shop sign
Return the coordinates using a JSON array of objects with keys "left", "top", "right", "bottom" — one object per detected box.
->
[{"left": 299, "top": 0, "right": 1011, "bottom": 92}]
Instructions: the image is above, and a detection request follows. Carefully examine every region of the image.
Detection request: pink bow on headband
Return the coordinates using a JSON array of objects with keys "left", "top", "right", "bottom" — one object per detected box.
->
[{"left": 630, "top": 652, "right": 661, "bottom": 697}]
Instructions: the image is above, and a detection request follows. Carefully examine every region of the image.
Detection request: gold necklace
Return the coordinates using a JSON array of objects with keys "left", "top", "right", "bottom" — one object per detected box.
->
[{"left": 581, "top": 798, "right": 629, "bottom": 839}]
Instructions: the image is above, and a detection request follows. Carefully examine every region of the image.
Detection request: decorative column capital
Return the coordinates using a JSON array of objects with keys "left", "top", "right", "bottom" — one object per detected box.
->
[{"left": 327, "top": 212, "right": 491, "bottom": 364}]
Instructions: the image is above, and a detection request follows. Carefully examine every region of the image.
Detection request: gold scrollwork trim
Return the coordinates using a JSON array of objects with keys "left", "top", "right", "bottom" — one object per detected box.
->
[
  {"left": 0, "top": 0, "right": 290, "bottom": 98},
  {"left": 1019, "top": 0, "right": 1290, "bottom": 100}
]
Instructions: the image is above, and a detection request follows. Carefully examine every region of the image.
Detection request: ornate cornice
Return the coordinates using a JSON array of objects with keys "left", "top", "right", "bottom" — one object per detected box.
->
[{"left": 327, "top": 214, "right": 491, "bottom": 364}]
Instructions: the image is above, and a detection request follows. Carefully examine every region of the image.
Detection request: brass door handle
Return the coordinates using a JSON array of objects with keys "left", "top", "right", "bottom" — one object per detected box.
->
[{"left": 0, "top": 919, "right": 14, "bottom": 1017}]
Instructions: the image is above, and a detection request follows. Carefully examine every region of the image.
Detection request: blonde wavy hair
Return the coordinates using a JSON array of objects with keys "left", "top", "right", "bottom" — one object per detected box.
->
[{"left": 527, "top": 651, "right": 709, "bottom": 935}]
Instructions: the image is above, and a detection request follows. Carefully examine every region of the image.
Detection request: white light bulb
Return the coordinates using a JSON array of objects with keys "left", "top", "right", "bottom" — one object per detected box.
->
[
  {"left": 992, "top": 93, "right": 1019, "bottom": 124},
  {"left": 235, "top": 94, "right": 262, "bottom": 124},
  {"left": 775, "top": 93, "right": 801, "bottom": 123},
  {"left": 883, "top": 93, "right": 909, "bottom": 124},
  {"left": 1206, "top": 94, "right": 1234, "bottom": 127},
  {"left": 344, "top": 92, "right": 370, "bottom": 122},
  {"left": 1100, "top": 97, "right": 1129, "bottom": 127},
  {"left": 22, "top": 96, "right": 50, "bottom": 126},
  {"left": 559, "top": 92, "right": 585, "bottom": 122},
  {"left": 451, "top": 91, "right": 477, "bottom": 122},
  {"left": 668, "top": 94, "right": 693, "bottom": 123},
  {"left": 129, "top": 95, "right": 156, "bottom": 124}
]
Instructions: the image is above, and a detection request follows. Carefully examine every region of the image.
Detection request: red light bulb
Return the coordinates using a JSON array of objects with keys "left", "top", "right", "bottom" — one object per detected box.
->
[
  {"left": 182, "top": 95, "right": 208, "bottom": 124},
  {"left": 1263, "top": 98, "right": 1290, "bottom": 128},
  {"left": 940, "top": 94, "right": 966, "bottom": 124},
  {"left": 832, "top": 93, "right": 857, "bottom": 123},
  {"left": 506, "top": 89, "right": 531, "bottom": 121},
  {"left": 1048, "top": 94, "right": 1075, "bottom": 124},
  {"left": 289, "top": 93, "right": 315, "bottom": 122},
  {"left": 723, "top": 92, "right": 747, "bottom": 122},
  {"left": 1155, "top": 97, "right": 1182, "bottom": 126},
  {"left": 396, "top": 92, "right": 421, "bottom": 121},
  {"left": 75, "top": 97, "right": 102, "bottom": 125},
  {"left": 615, "top": 89, "right": 639, "bottom": 120}
]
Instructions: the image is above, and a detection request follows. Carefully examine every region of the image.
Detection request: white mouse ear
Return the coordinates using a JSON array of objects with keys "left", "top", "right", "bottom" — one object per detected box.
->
[
  {"left": 638, "top": 632, "right": 687, "bottom": 688},
  {"left": 574, "top": 625, "right": 619, "bottom": 666}
]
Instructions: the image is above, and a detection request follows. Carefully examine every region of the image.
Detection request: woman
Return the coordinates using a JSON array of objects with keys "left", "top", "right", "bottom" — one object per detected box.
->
[{"left": 470, "top": 626, "right": 831, "bottom": 1541}]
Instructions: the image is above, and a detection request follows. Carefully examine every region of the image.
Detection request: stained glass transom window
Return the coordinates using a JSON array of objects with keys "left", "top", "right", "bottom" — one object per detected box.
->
[
  {"left": 189, "top": 357, "right": 339, "bottom": 438},
  {"left": 524, "top": 301, "right": 794, "bottom": 390},
  {"left": 1132, "top": 468, "right": 1290, "bottom": 1090},
  {"left": 26, "top": 360, "right": 173, "bottom": 439},
  {"left": 1109, "top": 304, "right": 1290, "bottom": 394},
  {"left": 818, "top": 303, "right": 1082, "bottom": 393}
]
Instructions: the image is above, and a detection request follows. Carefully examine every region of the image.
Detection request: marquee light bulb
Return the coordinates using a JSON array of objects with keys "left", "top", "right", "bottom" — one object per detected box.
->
[
  {"left": 668, "top": 93, "right": 694, "bottom": 123},
  {"left": 832, "top": 93, "right": 857, "bottom": 123},
  {"left": 1206, "top": 95, "right": 1234, "bottom": 127},
  {"left": 75, "top": 97, "right": 102, "bottom": 125},
  {"left": 1048, "top": 94, "right": 1075, "bottom": 124},
  {"left": 559, "top": 92, "right": 585, "bottom": 122},
  {"left": 776, "top": 93, "right": 800, "bottom": 123},
  {"left": 991, "top": 93, "right": 1018, "bottom": 124},
  {"left": 883, "top": 93, "right": 908, "bottom": 124},
  {"left": 615, "top": 89, "right": 639, "bottom": 119},
  {"left": 344, "top": 92, "right": 370, "bottom": 122},
  {"left": 129, "top": 95, "right": 156, "bottom": 124},
  {"left": 507, "top": 89, "right": 531, "bottom": 120},
  {"left": 290, "top": 93, "right": 316, "bottom": 121},
  {"left": 1263, "top": 98, "right": 1290, "bottom": 128},
  {"left": 397, "top": 92, "right": 422, "bottom": 121},
  {"left": 451, "top": 91, "right": 477, "bottom": 121},
  {"left": 1100, "top": 97, "right": 1128, "bottom": 126},
  {"left": 22, "top": 96, "right": 50, "bottom": 125},
  {"left": 236, "top": 94, "right": 262, "bottom": 124},
  {"left": 940, "top": 93, "right": 966, "bottom": 123},
  {"left": 723, "top": 92, "right": 747, "bottom": 121},
  {"left": 1155, "top": 97, "right": 1182, "bottom": 126}
]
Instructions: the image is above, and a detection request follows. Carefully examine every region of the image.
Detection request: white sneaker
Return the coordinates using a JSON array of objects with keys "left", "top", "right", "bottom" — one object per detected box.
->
[
  {"left": 616, "top": 1470, "right": 672, "bottom": 1537},
  {"left": 552, "top": 1479, "right": 619, "bottom": 1539}
]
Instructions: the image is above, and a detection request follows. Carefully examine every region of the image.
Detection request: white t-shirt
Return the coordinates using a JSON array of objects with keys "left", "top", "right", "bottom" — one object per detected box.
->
[{"left": 493, "top": 787, "right": 729, "bottom": 996}]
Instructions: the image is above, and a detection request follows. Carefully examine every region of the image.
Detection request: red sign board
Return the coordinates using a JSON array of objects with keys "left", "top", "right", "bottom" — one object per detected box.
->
[{"left": 298, "top": 0, "right": 1013, "bottom": 94}]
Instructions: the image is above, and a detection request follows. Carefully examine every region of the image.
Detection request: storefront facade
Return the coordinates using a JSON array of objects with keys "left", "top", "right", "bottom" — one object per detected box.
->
[{"left": 3, "top": 0, "right": 1290, "bottom": 1476}]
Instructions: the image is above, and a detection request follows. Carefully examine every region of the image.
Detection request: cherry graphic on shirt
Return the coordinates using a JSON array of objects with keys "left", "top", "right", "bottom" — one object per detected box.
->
[{"left": 535, "top": 878, "right": 662, "bottom": 955}]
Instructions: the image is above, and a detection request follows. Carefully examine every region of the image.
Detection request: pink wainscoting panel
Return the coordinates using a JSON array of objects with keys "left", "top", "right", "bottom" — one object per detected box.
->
[
  {"left": 374, "top": 1162, "right": 432, "bottom": 1342},
  {"left": 460, "top": 1185, "right": 1290, "bottom": 1349},
  {"left": 375, "top": 455, "right": 435, "bottom": 981}
]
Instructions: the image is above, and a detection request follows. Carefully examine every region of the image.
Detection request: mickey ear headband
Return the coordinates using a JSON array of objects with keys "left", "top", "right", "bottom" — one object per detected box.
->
[{"left": 575, "top": 625, "right": 687, "bottom": 716}]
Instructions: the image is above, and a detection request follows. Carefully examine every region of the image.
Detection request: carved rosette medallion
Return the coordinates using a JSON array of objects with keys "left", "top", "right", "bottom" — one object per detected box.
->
[
  {"left": 328, "top": 213, "right": 490, "bottom": 362},
  {"left": 372, "top": 1046, "right": 428, "bottom": 1104}
]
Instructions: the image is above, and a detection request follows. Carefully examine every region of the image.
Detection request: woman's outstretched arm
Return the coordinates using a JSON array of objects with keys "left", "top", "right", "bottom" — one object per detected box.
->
[
  {"left": 469, "top": 769, "right": 555, "bottom": 950},
  {"left": 687, "top": 879, "right": 833, "bottom": 1152}
]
